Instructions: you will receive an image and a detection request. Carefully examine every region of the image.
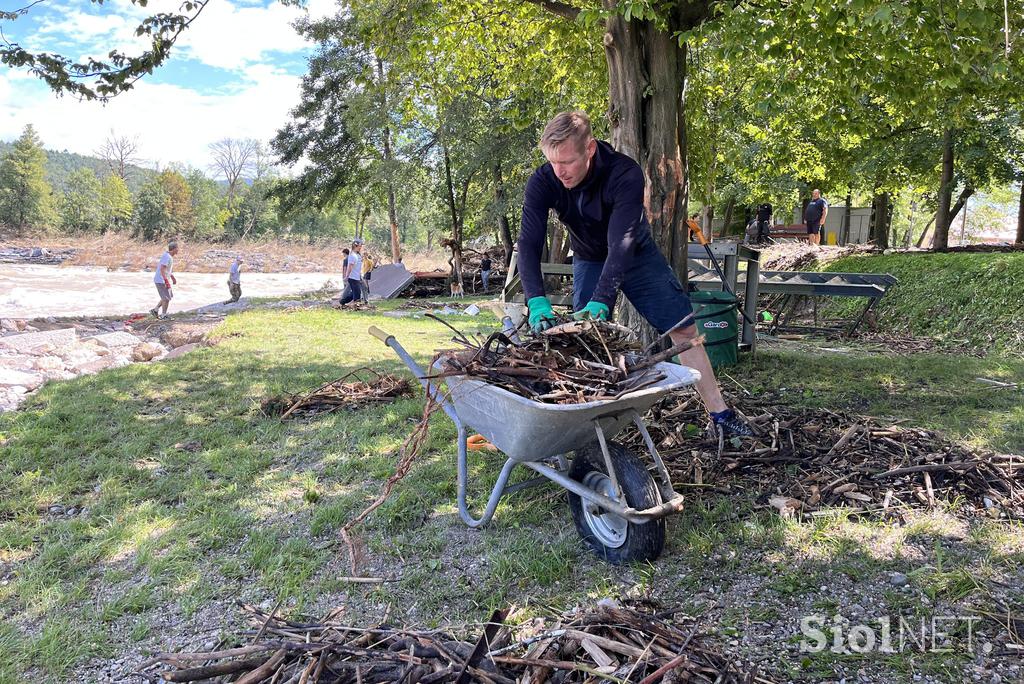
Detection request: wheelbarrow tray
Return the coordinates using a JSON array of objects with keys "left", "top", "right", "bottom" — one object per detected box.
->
[{"left": 436, "top": 359, "right": 700, "bottom": 462}]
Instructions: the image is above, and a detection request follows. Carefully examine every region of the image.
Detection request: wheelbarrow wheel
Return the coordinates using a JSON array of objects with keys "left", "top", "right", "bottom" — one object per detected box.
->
[{"left": 567, "top": 441, "right": 665, "bottom": 564}]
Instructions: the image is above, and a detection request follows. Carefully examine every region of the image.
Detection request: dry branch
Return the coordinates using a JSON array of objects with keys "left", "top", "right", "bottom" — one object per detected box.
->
[{"left": 140, "top": 603, "right": 772, "bottom": 684}]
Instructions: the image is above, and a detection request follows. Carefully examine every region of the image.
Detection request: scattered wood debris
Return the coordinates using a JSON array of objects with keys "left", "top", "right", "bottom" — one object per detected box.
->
[
  {"left": 261, "top": 369, "right": 412, "bottom": 419},
  {"left": 431, "top": 317, "right": 702, "bottom": 405},
  {"left": 333, "top": 301, "right": 377, "bottom": 312},
  {"left": 621, "top": 390, "right": 1024, "bottom": 519},
  {"left": 138, "top": 601, "right": 773, "bottom": 684}
]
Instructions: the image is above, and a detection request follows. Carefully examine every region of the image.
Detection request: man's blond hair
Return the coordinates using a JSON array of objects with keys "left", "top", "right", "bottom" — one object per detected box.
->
[{"left": 540, "top": 111, "right": 592, "bottom": 152}]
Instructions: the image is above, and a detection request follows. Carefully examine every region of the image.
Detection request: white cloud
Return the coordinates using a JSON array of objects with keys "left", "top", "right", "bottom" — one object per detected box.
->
[
  {"left": 175, "top": 1, "right": 310, "bottom": 70},
  {"left": 25, "top": 0, "right": 337, "bottom": 72},
  {"left": 0, "top": 0, "right": 342, "bottom": 171},
  {"left": 0, "top": 66, "right": 303, "bottom": 173}
]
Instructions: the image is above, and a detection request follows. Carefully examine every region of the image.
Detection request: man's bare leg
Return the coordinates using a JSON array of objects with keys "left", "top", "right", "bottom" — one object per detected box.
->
[{"left": 670, "top": 324, "right": 727, "bottom": 413}]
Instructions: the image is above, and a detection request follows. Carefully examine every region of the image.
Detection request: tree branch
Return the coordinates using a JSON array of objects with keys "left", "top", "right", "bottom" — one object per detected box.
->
[{"left": 521, "top": 0, "right": 580, "bottom": 21}]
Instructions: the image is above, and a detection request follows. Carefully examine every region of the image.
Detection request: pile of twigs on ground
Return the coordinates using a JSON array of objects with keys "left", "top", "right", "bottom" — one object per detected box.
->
[
  {"left": 261, "top": 369, "right": 412, "bottom": 419},
  {"left": 431, "top": 318, "right": 700, "bottom": 404},
  {"left": 622, "top": 390, "right": 1023, "bottom": 519},
  {"left": 839, "top": 330, "right": 984, "bottom": 356},
  {"left": 138, "top": 602, "right": 772, "bottom": 684}
]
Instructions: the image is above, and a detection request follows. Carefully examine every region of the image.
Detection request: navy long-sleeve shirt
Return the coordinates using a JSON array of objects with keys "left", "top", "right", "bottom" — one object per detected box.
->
[{"left": 517, "top": 140, "right": 652, "bottom": 308}]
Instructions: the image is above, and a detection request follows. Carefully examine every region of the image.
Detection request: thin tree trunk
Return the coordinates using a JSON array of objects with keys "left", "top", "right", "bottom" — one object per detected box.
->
[
  {"left": 840, "top": 189, "right": 852, "bottom": 245},
  {"left": 441, "top": 143, "right": 464, "bottom": 287},
  {"left": 1017, "top": 180, "right": 1024, "bottom": 244},
  {"left": 385, "top": 182, "right": 401, "bottom": 262},
  {"left": 377, "top": 59, "right": 402, "bottom": 264},
  {"left": 720, "top": 195, "right": 735, "bottom": 238},
  {"left": 949, "top": 185, "right": 974, "bottom": 227},
  {"left": 933, "top": 128, "right": 955, "bottom": 249},
  {"left": 916, "top": 217, "right": 936, "bottom": 247},
  {"left": 493, "top": 163, "right": 514, "bottom": 267},
  {"left": 958, "top": 195, "right": 970, "bottom": 246}
]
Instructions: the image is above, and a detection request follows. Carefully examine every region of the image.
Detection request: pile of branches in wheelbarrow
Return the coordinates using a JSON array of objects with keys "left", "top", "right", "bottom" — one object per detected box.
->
[
  {"left": 621, "top": 389, "right": 1024, "bottom": 520},
  {"left": 137, "top": 601, "right": 774, "bottom": 684},
  {"left": 429, "top": 316, "right": 702, "bottom": 405},
  {"left": 260, "top": 368, "right": 412, "bottom": 419}
]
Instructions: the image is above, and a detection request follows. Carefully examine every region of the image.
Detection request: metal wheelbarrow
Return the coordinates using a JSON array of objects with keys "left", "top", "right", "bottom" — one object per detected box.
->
[{"left": 368, "top": 325, "right": 700, "bottom": 564}]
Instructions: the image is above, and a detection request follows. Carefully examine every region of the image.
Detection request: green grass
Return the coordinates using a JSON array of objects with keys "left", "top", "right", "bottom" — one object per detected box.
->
[
  {"left": 736, "top": 346, "right": 1024, "bottom": 453},
  {"left": 0, "top": 298, "right": 1020, "bottom": 683},
  {"left": 821, "top": 251, "right": 1024, "bottom": 356}
]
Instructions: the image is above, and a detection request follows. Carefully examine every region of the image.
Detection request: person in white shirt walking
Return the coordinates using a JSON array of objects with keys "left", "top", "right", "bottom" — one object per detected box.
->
[
  {"left": 150, "top": 240, "right": 179, "bottom": 318},
  {"left": 339, "top": 239, "right": 364, "bottom": 306},
  {"left": 227, "top": 256, "right": 243, "bottom": 303}
]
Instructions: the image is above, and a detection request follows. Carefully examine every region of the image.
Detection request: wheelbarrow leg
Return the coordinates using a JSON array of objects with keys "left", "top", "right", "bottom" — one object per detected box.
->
[{"left": 456, "top": 423, "right": 517, "bottom": 528}]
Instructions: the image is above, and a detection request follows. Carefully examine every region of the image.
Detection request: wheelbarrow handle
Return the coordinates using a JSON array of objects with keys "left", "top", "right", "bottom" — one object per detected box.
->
[{"left": 368, "top": 325, "right": 393, "bottom": 344}]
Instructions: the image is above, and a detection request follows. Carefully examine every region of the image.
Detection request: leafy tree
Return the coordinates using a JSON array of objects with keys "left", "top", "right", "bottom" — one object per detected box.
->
[
  {"left": 99, "top": 173, "right": 133, "bottom": 231},
  {"left": 158, "top": 169, "right": 193, "bottom": 234},
  {"left": 272, "top": 13, "right": 411, "bottom": 262},
  {"left": 279, "top": 205, "right": 351, "bottom": 243},
  {"left": 133, "top": 178, "right": 169, "bottom": 240},
  {"left": 227, "top": 178, "right": 279, "bottom": 239},
  {"left": 58, "top": 168, "right": 103, "bottom": 232},
  {"left": 0, "top": 124, "right": 56, "bottom": 232},
  {"left": 185, "top": 169, "right": 225, "bottom": 239}
]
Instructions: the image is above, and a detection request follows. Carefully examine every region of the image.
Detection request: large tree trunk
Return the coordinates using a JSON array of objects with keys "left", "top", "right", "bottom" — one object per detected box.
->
[
  {"left": 870, "top": 192, "right": 890, "bottom": 249},
  {"left": 493, "top": 163, "right": 514, "bottom": 267},
  {"left": 1018, "top": 179, "right": 1024, "bottom": 244},
  {"left": 933, "top": 128, "right": 955, "bottom": 249},
  {"left": 604, "top": 6, "right": 705, "bottom": 279},
  {"left": 603, "top": 5, "right": 708, "bottom": 342}
]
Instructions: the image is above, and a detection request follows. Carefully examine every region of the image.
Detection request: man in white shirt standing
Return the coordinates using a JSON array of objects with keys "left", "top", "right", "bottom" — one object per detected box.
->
[
  {"left": 339, "top": 239, "right": 364, "bottom": 306},
  {"left": 150, "top": 240, "right": 179, "bottom": 318},
  {"left": 227, "top": 256, "right": 243, "bottom": 303}
]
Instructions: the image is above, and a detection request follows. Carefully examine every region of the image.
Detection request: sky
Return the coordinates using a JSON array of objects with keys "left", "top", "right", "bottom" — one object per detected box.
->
[{"left": 0, "top": 0, "right": 337, "bottom": 176}]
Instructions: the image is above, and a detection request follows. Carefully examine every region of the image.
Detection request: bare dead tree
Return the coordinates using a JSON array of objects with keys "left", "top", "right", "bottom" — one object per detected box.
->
[
  {"left": 95, "top": 131, "right": 141, "bottom": 180},
  {"left": 208, "top": 138, "right": 259, "bottom": 206},
  {"left": 251, "top": 142, "right": 274, "bottom": 182}
]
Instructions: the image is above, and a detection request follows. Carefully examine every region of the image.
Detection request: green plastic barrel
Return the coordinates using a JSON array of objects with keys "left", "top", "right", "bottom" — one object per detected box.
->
[{"left": 689, "top": 290, "right": 739, "bottom": 369}]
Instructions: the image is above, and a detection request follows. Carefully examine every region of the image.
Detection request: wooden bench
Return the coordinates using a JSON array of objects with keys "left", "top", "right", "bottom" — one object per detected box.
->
[{"left": 766, "top": 224, "right": 810, "bottom": 241}]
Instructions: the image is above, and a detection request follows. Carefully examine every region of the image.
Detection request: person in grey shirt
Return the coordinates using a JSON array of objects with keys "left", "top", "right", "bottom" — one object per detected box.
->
[
  {"left": 150, "top": 240, "right": 179, "bottom": 318},
  {"left": 227, "top": 256, "right": 243, "bottom": 303}
]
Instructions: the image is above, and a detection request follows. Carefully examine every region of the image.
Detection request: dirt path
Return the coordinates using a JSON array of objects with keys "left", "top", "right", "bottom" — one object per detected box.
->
[{"left": 0, "top": 264, "right": 341, "bottom": 318}]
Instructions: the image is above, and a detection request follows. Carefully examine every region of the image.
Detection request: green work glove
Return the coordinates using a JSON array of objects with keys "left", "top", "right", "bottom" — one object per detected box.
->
[
  {"left": 572, "top": 301, "right": 610, "bottom": 321},
  {"left": 527, "top": 296, "right": 556, "bottom": 333}
]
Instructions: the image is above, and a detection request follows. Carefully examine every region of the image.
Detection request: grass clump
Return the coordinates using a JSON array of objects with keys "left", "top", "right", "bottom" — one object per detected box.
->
[{"left": 822, "top": 252, "right": 1024, "bottom": 355}]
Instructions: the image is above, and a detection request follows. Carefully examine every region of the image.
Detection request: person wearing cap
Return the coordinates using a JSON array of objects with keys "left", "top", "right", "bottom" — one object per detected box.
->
[
  {"left": 339, "top": 239, "right": 364, "bottom": 306},
  {"left": 226, "top": 255, "right": 243, "bottom": 303},
  {"left": 518, "top": 111, "right": 752, "bottom": 438}
]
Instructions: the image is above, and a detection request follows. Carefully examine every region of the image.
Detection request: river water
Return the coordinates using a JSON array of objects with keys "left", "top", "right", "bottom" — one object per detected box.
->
[{"left": 0, "top": 264, "right": 342, "bottom": 319}]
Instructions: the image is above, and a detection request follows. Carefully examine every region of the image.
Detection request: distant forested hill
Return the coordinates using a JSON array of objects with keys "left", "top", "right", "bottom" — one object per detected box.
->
[{"left": 0, "top": 141, "right": 155, "bottom": 194}]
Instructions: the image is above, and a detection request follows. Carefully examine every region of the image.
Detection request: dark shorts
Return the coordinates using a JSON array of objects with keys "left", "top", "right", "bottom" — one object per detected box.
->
[
  {"left": 572, "top": 235, "right": 693, "bottom": 334},
  {"left": 155, "top": 283, "right": 173, "bottom": 301},
  {"left": 807, "top": 221, "right": 822, "bottom": 234}
]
